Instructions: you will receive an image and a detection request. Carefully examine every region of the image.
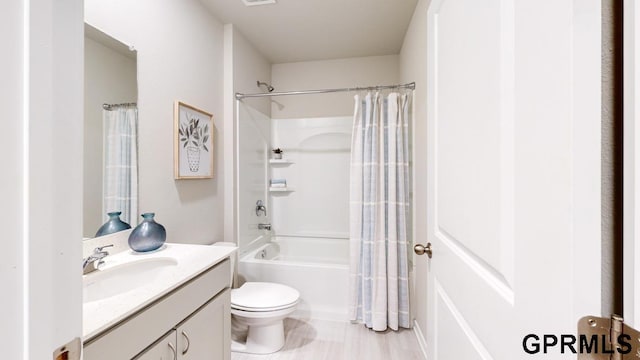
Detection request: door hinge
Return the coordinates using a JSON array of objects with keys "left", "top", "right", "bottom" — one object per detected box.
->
[
  {"left": 578, "top": 315, "right": 640, "bottom": 360},
  {"left": 52, "top": 337, "right": 81, "bottom": 360}
]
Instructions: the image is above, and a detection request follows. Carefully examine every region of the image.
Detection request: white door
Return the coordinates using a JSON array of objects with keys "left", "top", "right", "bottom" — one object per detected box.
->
[{"left": 425, "top": 0, "right": 602, "bottom": 358}]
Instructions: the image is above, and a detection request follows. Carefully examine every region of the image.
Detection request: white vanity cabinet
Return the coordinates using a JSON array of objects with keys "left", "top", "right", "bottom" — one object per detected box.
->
[
  {"left": 84, "top": 258, "right": 231, "bottom": 360},
  {"left": 135, "top": 289, "right": 230, "bottom": 360},
  {"left": 174, "top": 290, "right": 230, "bottom": 360},
  {"left": 133, "top": 331, "right": 175, "bottom": 360}
]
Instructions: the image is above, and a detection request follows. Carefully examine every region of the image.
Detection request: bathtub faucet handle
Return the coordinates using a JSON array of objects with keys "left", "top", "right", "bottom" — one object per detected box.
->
[
  {"left": 256, "top": 200, "right": 267, "bottom": 217},
  {"left": 258, "top": 223, "right": 271, "bottom": 231}
]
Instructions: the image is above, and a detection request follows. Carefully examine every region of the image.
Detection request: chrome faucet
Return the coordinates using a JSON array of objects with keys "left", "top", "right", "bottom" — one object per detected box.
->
[
  {"left": 258, "top": 223, "right": 271, "bottom": 231},
  {"left": 255, "top": 200, "right": 267, "bottom": 217},
  {"left": 82, "top": 244, "right": 113, "bottom": 275}
]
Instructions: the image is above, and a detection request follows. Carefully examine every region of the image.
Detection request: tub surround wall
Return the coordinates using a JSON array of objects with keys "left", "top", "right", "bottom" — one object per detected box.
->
[
  {"left": 270, "top": 117, "right": 352, "bottom": 239},
  {"left": 268, "top": 236, "right": 349, "bottom": 265},
  {"left": 85, "top": 0, "right": 225, "bottom": 245}
]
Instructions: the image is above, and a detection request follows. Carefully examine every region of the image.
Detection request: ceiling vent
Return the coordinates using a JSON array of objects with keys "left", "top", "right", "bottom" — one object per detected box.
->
[{"left": 242, "top": 0, "right": 276, "bottom": 6}]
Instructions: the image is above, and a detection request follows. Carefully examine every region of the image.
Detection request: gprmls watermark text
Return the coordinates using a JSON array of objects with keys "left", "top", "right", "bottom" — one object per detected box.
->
[{"left": 522, "top": 334, "right": 632, "bottom": 355}]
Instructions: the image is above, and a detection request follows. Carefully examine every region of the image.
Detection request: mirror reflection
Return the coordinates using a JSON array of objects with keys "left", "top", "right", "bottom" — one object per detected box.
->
[{"left": 83, "top": 24, "right": 139, "bottom": 239}]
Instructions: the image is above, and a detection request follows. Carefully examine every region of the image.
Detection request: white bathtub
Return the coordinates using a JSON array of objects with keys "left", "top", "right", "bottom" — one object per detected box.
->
[{"left": 238, "top": 236, "right": 349, "bottom": 321}]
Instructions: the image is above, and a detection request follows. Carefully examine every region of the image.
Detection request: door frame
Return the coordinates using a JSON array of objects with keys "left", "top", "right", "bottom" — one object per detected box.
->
[
  {"left": 2, "top": 0, "right": 84, "bottom": 358},
  {"left": 624, "top": 0, "right": 640, "bottom": 328}
]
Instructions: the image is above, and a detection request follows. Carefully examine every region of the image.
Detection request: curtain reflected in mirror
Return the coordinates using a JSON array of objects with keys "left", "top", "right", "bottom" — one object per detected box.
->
[
  {"left": 102, "top": 104, "right": 138, "bottom": 228},
  {"left": 83, "top": 23, "right": 138, "bottom": 238}
]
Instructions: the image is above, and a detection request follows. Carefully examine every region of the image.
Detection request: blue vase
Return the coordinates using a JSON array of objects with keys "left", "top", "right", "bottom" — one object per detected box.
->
[
  {"left": 128, "top": 213, "right": 167, "bottom": 252},
  {"left": 95, "top": 211, "right": 131, "bottom": 237}
]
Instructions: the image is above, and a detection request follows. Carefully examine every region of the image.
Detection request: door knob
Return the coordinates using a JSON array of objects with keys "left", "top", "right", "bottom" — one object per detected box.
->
[{"left": 414, "top": 243, "right": 432, "bottom": 258}]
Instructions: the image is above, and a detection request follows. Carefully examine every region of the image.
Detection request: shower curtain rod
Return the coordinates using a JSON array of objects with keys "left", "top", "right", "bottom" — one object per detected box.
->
[
  {"left": 102, "top": 102, "right": 137, "bottom": 110},
  {"left": 235, "top": 82, "right": 415, "bottom": 100}
]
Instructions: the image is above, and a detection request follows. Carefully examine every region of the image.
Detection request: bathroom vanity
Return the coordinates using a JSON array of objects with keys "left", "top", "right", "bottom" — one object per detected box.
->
[{"left": 82, "top": 244, "right": 235, "bottom": 360}]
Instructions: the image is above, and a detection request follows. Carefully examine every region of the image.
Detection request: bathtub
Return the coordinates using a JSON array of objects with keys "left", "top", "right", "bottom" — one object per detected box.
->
[{"left": 238, "top": 236, "right": 349, "bottom": 321}]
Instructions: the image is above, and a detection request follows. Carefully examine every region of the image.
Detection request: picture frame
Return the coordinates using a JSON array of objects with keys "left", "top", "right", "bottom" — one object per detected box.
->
[{"left": 174, "top": 101, "right": 214, "bottom": 179}]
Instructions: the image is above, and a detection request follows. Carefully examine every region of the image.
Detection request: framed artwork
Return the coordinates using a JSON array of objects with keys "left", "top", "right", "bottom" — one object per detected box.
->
[{"left": 174, "top": 101, "right": 214, "bottom": 179}]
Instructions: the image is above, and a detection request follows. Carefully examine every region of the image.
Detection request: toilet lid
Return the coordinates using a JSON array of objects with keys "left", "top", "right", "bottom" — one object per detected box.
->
[{"left": 231, "top": 282, "right": 300, "bottom": 310}]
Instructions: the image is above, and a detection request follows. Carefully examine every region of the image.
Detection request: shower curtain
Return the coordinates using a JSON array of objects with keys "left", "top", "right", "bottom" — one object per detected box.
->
[
  {"left": 103, "top": 106, "right": 138, "bottom": 226},
  {"left": 349, "top": 91, "right": 411, "bottom": 331}
]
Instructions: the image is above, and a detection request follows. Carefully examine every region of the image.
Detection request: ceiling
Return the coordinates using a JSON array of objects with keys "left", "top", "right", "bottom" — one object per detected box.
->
[{"left": 200, "top": 0, "right": 419, "bottom": 64}]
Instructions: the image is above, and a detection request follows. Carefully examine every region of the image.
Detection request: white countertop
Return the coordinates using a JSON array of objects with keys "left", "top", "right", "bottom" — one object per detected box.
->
[{"left": 82, "top": 243, "right": 236, "bottom": 341}]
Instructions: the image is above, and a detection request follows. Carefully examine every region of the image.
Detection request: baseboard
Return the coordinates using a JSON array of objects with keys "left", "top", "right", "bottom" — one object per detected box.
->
[{"left": 413, "top": 319, "right": 428, "bottom": 359}]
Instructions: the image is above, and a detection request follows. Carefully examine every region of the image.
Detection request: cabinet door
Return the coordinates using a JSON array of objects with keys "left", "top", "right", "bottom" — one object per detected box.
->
[
  {"left": 176, "top": 289, "right": 230, "bottom": 360},
  {"left": 133, "top": 330, "right": 177, "bottom": 360}
]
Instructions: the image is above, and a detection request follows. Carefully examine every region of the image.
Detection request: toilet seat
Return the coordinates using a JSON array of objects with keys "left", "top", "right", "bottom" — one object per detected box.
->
[
  {"left": 231, "top": 282, "right": 300, "bottom": 312},
  {"left": 231, "top": 302, "right": 297, "bottom": 312},
  {"left": 230, "top": 306, "right": 296, "bottom": 320}
]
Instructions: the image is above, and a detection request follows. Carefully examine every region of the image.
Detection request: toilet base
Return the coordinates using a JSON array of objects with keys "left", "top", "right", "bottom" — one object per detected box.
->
[{"left": 231, "top": 320, "right": 285, "bottom": 354}]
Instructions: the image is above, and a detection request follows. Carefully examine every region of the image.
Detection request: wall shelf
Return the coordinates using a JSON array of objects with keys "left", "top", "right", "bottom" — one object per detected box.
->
[
  {"left": 269, "top": 159, "right": 294, "bottom": 165},
  {"left": 269, "top": 187, "right": 294, "bottom": 192}
]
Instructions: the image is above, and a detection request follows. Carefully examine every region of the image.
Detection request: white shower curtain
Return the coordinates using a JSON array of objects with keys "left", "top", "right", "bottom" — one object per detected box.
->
[
  {"left": 103, "top": 107, "right": 138, "bottom": 226},
  {"left": 349, "top": 91, "right": 411, "bottom": 331}
]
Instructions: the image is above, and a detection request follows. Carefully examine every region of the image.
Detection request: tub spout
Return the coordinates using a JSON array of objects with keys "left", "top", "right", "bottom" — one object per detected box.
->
[{"left": 258, "top": 223, "right": 271, "bottom": 231}]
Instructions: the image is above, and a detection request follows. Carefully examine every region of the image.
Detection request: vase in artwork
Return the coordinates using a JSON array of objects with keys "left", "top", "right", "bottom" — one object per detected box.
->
[
  {"left": 128, "top": 213, "right": 167, "bottom": 252},
  {"left": 95, "top": 211, "right": 131, "bottom": 237},
  {"left": 186, "top": 146, "right": 201, "bottom": 172}
]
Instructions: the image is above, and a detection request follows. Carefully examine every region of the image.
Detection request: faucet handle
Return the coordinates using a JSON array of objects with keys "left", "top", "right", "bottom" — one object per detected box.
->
[
  {"left": 256, "top": 200, "right": 267, "bottom": 217},
  {"left": 95, "top": 244, "right": 114, "bottom": 253}
]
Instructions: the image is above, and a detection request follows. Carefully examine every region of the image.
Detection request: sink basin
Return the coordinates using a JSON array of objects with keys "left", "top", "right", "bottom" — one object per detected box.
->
[{"left": 83, "top": 257, "right": 178, "bottom": 304}]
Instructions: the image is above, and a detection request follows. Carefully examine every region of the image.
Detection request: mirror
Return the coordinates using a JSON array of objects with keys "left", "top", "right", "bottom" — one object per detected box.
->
[{"left": 83, "top": 24, "right": 138, "bottom": 239}]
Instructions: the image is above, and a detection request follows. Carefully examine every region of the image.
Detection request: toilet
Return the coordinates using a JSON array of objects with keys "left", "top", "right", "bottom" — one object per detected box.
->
[
  {"left": 213, "top": 242, "right": 300, "bottom": 354},
  {"left": 231, "top": 282, "right": 299, "bottom": 354}
]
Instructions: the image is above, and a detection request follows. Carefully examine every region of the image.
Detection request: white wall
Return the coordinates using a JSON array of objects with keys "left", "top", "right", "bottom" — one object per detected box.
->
[
  {"left": 1, "top": 0, "right": 84, "bottom": 357},
  {"left": 84, "top": 36, "right": 137, "bottom": 238},
  {"left": 85, "top": 0, "right": 225, "bottom": 244},
  {"left": 223, "top": 25, "right": 272, "bottom": 246},
  {"left": 399, "top": 0, "right": 430, "bottom": 353},
  {"left": 271, "top": 117, "right": 352, "bottom": 238},
  {"left": 271, "top": 55, "right": 399, "bottom": 119},
  {"left": 231, "top": 27, "right": 272, "bottom": 117},
  {"left": 1, "top": 3, "right": 26, "bottom": 358}
]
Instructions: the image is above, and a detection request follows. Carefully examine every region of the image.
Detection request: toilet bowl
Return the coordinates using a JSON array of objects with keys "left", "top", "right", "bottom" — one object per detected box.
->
[
  {"left": 212, "top": 242, "right": 300, "bottom": 354},
  {"left": 230, "top": 282, "right": 300, "bottom": 354}
]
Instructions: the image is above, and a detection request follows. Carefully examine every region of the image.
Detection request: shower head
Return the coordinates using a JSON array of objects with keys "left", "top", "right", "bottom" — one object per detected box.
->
[{"left": 257, "top": 81, "right": 275, "bottom": 92}]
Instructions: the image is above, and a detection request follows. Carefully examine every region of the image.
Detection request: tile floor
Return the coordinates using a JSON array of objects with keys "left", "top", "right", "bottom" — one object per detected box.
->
[{"left": 231, "top": 318, "right": 425, "bottom": 360}]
